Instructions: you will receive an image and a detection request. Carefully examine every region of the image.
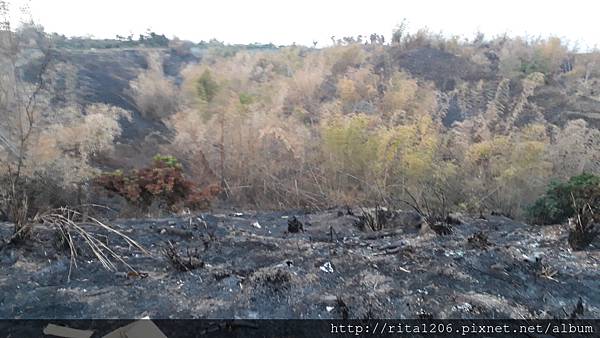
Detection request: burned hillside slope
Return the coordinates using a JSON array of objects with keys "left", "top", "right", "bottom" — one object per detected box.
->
[{"left": 0, "top": 210, "right": 598, "bottom": 319}]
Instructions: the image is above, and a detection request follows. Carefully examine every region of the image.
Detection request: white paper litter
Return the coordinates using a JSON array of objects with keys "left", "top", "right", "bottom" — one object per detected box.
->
[{"left": 320, "top": 262, "right": 334, "bottom": 273}]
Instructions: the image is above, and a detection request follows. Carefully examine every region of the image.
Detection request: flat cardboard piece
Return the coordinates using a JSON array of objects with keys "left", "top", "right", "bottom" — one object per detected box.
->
[
  {"left": 102, "top": 320, "right": 168, "bottom": 338},
  {"left": 43, "top": 324, "right": 94, "bottom": 338}
]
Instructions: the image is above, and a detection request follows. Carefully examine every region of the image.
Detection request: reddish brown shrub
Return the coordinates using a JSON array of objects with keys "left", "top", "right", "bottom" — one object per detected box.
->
[{"left": 95, "top": 155, "right": 219, "bottom": 212}]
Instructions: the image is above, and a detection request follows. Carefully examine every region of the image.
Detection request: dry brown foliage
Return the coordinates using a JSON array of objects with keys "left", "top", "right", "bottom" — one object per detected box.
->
[{"left": 127, "top": 52, "right": 180, "bottom": 120}]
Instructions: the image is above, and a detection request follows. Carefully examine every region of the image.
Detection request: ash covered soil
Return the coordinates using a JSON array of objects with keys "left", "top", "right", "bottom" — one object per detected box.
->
[{"left": 0, "top": 209, "right": 598, "bottom": 319}]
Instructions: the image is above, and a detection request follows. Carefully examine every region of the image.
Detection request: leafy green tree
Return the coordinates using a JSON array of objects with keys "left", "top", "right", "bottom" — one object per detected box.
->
[{"left": 196, "top": 70, "right": 219, "bottom": 103}]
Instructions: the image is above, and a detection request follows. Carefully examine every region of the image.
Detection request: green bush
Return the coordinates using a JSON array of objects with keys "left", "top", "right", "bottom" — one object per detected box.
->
[
  {"left": 527, "top": 173, "right": 600, "bottom": 225},
  {"left": 196, "top": 70, "right": 219, "bottom": 103}
]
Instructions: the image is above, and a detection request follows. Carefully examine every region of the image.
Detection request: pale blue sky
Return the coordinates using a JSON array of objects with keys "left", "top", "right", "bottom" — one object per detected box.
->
[{"left": 7, "top": 0, "right": 600, "bottom": 49}]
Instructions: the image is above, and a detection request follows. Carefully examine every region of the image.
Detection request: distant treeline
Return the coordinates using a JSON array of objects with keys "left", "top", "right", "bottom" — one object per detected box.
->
[{"left": 49, "top": 31, "right": 279, "bottom": 51}]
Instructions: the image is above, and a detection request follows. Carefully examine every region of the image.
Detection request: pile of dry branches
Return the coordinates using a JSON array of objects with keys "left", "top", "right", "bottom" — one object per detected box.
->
[{"left": 36, "top": 207, "right": 149, "bottom": 280}]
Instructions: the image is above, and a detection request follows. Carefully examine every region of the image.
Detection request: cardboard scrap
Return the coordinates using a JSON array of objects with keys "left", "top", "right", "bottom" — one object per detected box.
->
[
  {"left": 102, "top": 319, "right": 168, "bottom": 338},
  {"left": 43, "top": 324, "right": 94, "bottom": 338}
]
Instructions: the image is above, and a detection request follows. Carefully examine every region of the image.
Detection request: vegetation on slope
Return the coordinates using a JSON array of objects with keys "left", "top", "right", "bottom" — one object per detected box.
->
[{"left": 1, "top": 15, "right": 600, "bottom": 233}]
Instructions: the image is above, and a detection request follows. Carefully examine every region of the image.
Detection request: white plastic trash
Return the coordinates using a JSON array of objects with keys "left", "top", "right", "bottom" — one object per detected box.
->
[{"left": 320, "top": 262, "right": 334, "bottom": 273}]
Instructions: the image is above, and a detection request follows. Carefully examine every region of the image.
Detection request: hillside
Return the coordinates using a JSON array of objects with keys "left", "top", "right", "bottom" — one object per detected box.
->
[
  {"left": 2, "top": 28, "right": 600, "bottom": 217},
  {"left": 46, "top": 42, "right": 600, "bottom": 131},
  {"left": 2, "top": 23, "right": 600, "bottom": 327}
]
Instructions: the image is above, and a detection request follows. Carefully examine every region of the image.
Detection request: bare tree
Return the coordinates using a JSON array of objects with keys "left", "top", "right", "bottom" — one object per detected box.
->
[{"left": 0, "top": 1, "right": 54, "bottom": 239}]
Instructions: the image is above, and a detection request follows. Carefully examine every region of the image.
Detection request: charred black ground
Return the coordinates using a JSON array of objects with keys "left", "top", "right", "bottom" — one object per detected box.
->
[{"left": 0, "top": 209, "right": 598, "bottom": 319}]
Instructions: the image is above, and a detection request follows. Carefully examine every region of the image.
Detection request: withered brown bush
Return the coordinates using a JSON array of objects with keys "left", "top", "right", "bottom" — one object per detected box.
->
[
  {"left": 127, "top": 52, "right": 180, "bottom": 120},
  {"left": 0, "top": 18, "right": 130, "bottom": 233},
  {"left": 95, "top": 155, "right": 220, "bottom": 213},
  {"left": 0, "top": 17, "right": 59, "bottom": 236}
]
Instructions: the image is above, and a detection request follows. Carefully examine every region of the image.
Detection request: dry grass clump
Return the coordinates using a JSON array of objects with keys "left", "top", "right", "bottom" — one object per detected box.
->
[
  {"left": 568, "top": 202, "right": 599, "bottom": 251},
  {"left": 37, "top": 207, "right": 149, "bottom": 280}
]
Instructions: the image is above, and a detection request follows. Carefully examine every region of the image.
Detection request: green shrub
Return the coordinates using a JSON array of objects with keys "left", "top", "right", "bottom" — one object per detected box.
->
[
  {"left": 152, "top": 154, "right": 181, "bottom": 168},
  {"left": 196, "top": 70, "right": 219, "bottom": 103},
  {"left": 527, "top": 173, "right": 600, "bottom": 225}
]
